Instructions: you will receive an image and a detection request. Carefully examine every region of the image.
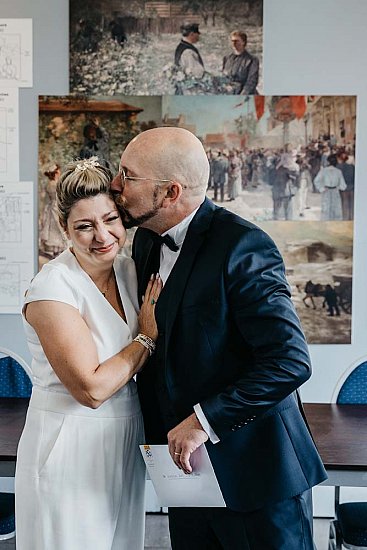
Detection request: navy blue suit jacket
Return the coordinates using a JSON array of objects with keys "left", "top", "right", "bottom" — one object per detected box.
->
[{"left": 133, "top": 198, "right": 327, "bottom": 512}]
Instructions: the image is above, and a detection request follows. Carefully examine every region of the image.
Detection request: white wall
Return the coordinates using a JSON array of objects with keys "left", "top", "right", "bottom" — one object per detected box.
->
[
  {"left": 1, "top": 0, "right": 367, "bottom": 516},
  {"left": 0, "top": 0, "right": 69, "bottom": 365},
  {"left": 264, "top": 0, "right": 367, "bottom": 402}
]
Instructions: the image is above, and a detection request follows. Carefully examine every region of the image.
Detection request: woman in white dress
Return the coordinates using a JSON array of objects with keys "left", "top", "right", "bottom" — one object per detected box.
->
[
  {"left": 314, "top": 154, "right": 347, "bottom": 220},
  {"left": 15, "top": 157, "right": 162, "bottom": 550}
]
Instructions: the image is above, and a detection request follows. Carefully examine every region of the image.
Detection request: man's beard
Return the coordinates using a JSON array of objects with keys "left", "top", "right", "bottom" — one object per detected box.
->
[
  {"left": 114, "top": 187, "right": 162, "bottom": 229},
  {"left": 118, "top": 204, "right": 160, "bottom": 229}
]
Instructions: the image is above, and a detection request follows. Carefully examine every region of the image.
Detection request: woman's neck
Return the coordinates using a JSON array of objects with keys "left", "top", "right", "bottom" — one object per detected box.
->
[{"left": 70, "top": 247, "right": 114, "bottom": 290}]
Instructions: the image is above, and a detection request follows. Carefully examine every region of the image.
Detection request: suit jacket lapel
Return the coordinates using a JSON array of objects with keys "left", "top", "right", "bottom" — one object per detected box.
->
[
  {"left": 157, "top": 199, "right": 217, "bottom": 354},
  {"left": 133, "top": 231, "right": 156, "bottom": 304}
]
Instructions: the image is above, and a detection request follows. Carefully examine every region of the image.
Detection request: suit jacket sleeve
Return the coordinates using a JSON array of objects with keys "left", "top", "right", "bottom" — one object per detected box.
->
[{"left": 200, "top": 227, "right": 311, "bottom": 440}]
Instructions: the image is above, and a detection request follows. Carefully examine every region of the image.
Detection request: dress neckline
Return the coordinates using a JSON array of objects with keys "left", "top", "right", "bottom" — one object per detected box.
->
[{"left": 66, "top": 248, "right": 132, "bottom": 330}]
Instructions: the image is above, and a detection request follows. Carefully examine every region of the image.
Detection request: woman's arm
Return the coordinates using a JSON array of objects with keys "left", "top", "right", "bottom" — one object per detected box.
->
[{"left": 25, "top": 275, "right": 161, "bottom": 409}]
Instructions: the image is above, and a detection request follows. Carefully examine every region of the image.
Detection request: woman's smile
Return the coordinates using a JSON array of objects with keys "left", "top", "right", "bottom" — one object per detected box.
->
[{"left": 91, "top": 241, "right": 117, "bottom": 254}]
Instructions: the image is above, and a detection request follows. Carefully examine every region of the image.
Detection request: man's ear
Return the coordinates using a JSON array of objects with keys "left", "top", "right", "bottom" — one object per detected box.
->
[{"left": 162, "top": 181, "right": 183, "bottom": 206}]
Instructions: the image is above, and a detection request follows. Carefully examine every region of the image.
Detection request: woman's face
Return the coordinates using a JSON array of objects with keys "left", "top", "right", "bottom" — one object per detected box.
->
[
  {"left": 65, "top": 194, "right": 126, "bottom": 270},
  {"left": 231, "top": 36, "right": 246, "bottom": 54}
]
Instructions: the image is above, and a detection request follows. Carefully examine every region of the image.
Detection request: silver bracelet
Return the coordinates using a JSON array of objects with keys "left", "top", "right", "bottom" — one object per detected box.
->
[{"left": 133, "top": 333, "right": 156, "bottom": 356}]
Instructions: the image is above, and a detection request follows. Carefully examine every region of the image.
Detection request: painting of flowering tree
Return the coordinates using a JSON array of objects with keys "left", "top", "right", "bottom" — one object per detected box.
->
[{"left": 69, "top": 0, "right": 263, "bottom": 95}]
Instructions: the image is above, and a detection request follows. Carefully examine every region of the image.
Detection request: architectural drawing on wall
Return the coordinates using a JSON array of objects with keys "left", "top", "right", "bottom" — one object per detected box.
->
[
  {"left": 0, "top": 264, "right": 20, "bottom": 308},
  {"left": 0, "top": 194, "right": 22, "bottom": 242},
  {"left": 0, "top": 19, "right": 33, "bottom": 87},
  {"left": 0, "top": 89, "right": 19, "bottom": 182},
  {"left": 0, "top": 106, "right": 7, "bottom": 173},
  {"left": 0, "top": 35, "right": 20, "bottom": 81},
  {"left": 0, "top": 181, "right": 34, "bottom": 314}
]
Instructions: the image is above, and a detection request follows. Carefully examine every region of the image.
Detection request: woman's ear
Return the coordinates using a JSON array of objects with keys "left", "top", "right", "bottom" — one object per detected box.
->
[{"left": 60, "top": 220, "right": 69, "bottom": 240}]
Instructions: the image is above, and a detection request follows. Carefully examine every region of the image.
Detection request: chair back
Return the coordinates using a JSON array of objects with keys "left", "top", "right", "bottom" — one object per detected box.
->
[
  {"left": 336, "top": 361, "right": 367, "bottom": 404},
  {"left": 0, "top": 348, "right": 32, "bottom": 398},
  {"left": 328, "top": 360, "right": 367, "bottom": 549}
]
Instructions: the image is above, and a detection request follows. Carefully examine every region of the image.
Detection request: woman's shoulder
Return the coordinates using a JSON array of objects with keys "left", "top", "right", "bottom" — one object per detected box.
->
[
  {"left": 33, "top": 250, "right": 76, "bottom": 283},
  {"left": 25, "top": 250, "right": 80, "bottom": 306}
]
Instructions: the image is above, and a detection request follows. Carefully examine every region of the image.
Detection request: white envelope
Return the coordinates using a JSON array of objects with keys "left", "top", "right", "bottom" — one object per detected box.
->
[{"left": 139, "top": 444, "right": 226, "bottom": 507}]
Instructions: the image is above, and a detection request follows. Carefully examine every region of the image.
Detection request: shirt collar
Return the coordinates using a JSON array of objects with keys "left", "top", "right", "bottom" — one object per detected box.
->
[{"left": 162, "top": 203, "right": 203, "bottom": 248}]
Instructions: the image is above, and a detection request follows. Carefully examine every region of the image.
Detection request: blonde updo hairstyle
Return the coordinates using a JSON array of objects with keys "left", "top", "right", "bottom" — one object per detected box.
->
[{"left": 56, "top": 157, "right": 113, "bottom": 228}]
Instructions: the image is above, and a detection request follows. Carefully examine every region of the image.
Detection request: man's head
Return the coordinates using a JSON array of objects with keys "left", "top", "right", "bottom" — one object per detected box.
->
[
  {"left": 327, "top": 154, "right": 338, "bottom": 167},
  {"left": 111, "top": 127, "right": 209, "bottom": 233},
  {"left": 181, "top": 22, "right": 200, "bottom": 44},
  {"left": 230, "top": 31, "right": 247, "bottom": 55}
]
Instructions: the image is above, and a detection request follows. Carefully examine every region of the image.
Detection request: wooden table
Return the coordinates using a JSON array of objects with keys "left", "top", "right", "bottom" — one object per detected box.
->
[
  {"left": 304, "top": 403, "right": 367, "bottom": 487},
  {"left": 0, "top": 399, "right": 367, "bottom": 488},
  {"left": 0, "top": 398, "right": 28, "bottom": 476}
]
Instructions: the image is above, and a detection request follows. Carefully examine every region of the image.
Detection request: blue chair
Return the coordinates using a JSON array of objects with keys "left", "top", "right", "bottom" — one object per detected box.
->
[
  {"left": 337, "top": 362, "right": 367, "bottom": 405},
  {"left": 0, "top": 494, "right": 15, "bottom": 542},
  {"left": 0, "top": 355, "right": 32, "bottom": 398},
  {"left": 0, "top": 349, "right": 32, "bottom": 543},
  {"left": 329, "top": 361, "right": 367, "bottom": 550}
]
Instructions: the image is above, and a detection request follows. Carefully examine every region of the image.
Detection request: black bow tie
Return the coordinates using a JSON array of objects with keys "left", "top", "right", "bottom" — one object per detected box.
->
[{"left": 149, "top": 231, "right": 179, "bottom": 252}]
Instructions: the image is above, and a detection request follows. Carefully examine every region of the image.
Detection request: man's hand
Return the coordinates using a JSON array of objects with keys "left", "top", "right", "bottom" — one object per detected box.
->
[{"left": 167, "top": 412, "right": 209, "bottom": 474}]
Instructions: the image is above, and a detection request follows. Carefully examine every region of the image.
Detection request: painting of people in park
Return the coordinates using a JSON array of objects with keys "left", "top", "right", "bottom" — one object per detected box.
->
[
  {"left": 69, "top": 0, "right": 263, "bottom": 95},
  {"left": 162, "top": 95, "right": 356, "bottom": 222}
]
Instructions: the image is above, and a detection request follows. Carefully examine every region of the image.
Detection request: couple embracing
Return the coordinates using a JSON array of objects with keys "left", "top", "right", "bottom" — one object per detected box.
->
[{"left": 15, "top": 127, "right": 326, "bottom": 550}]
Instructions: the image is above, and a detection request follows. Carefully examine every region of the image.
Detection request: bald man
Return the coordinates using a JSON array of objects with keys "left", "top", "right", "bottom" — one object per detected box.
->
[{"left": 111, "top": 128, "right": 326, "bottom": 550}]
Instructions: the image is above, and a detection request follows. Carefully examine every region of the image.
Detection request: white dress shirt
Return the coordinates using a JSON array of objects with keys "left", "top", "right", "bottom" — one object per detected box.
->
[{"left": 158, "top": 205, "right": 220, "bottom": 444}]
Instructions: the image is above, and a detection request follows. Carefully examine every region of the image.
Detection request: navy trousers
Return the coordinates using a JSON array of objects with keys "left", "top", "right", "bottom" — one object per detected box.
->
[{"left": 168, "top": 489, "right": 315, "bottom": 550}]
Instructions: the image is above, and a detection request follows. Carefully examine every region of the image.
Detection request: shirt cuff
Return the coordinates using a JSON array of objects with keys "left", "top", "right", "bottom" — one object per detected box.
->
[{"left": 194, "top": 404, "right": 220, "bottom": 444}]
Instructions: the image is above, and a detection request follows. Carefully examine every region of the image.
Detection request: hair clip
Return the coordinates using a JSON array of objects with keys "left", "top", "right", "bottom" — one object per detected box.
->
[{"left": 75, "top": 156, "right": 101, "bottom": 172}]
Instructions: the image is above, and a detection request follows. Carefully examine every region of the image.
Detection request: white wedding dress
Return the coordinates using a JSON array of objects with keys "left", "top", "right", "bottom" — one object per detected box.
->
[{"left": 15, "top": 249, "right": 146, "bottom": 550}]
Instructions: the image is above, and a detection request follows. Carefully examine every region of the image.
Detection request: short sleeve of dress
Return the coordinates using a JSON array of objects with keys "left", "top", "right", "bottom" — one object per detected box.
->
[{"left": 24, "top": 263, "right": 79, "bottom": 310}]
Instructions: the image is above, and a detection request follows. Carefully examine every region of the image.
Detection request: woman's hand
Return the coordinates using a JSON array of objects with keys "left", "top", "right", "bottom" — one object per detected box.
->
[{"left": 138, "top": 274, "right": 163, "bottom": 341}]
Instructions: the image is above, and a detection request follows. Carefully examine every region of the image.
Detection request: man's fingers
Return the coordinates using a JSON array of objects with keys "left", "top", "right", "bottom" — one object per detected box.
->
[
  {"left": 168, "top": 441, "right": 176, "bottom": 460},
  {"left": 179, "top": 450, "right": 192, "bottom": 474},
  {"left": 172, "top": 451, "right": 183, "bottom": 470},
  {"left": 167, "top": 415, "right": 208, "bottom": 473},
  {"left": 168, "top": 441, "right": 181, "bottom": 468}
]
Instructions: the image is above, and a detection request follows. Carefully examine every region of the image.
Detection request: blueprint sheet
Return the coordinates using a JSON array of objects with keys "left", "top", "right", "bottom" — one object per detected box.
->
[
  {"left": 0, "top": 89, "right": 19, "bottom": 182},
  {"left": 0, "top": 181, "right": 34, "bottom": 314},
  {"left": 0, "top": 19, "right": 33, "bottom": 87}
]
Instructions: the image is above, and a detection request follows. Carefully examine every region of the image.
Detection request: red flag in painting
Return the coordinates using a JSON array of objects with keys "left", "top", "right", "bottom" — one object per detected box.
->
[
  {"left": 290, "top": 96, "right": 307, "bottom": 119},
  {"left": 254, "top": 96, "right": 265, "bottom": 120}
]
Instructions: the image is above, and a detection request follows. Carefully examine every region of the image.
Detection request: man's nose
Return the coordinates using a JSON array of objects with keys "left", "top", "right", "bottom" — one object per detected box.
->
[{"left": 111, "top": 172, "right": 123, "bottom": 192}]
